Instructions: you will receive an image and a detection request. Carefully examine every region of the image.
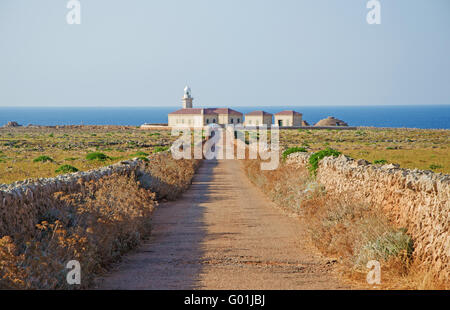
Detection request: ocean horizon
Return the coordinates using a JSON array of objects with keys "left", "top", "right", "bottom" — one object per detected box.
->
[{"left": 1, "top": 105, "right": 449, "bottom": 129}]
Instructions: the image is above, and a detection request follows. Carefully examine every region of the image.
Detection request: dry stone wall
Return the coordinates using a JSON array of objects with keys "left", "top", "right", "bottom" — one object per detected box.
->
[
  {"left": 287, "top": 152, "right": 450, "bottom": 280},
  {"left": 0, "top": 158, "right": 146, "bottom": 239}
]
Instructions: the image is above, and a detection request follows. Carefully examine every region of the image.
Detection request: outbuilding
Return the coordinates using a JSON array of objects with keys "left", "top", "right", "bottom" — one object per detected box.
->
[{"left": 244, "top": 111, "right": 273, "bottom": 126}]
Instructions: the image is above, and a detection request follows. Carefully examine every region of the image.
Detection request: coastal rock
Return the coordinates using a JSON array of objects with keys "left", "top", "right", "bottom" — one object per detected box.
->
[{"left": 4, "top": 121, "right": 22, "bottom": 127}]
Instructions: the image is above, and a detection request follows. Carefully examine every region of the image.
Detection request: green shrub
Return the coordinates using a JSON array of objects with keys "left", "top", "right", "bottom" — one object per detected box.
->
[
  {"left": 48, "top": 133, "right": 54, "bottom": 138},
  {"left": 358, "top": 228, "right": 414, "bottom": 266},
  {"left": 374, "top": 159, "right": 388, "bottom": 165},
  {"left": 33, "top": 155, "right": 54, "bottom": 163},
  {"left": 429, "top": 164, "right": 443, "bottom": 170},
  {"left": 308, "top": 148, "right": 341, "bottom": 175},
  {"left": 133, "top": 151, "right": 149, "bottom": 157},
  {"left": 64, "top": 157, "right": 78, "bottom": 161},
  {"left": 86, "top": 152, "right": 110, "bottom": 161},
  {"left": 55, "top": 164, "right": 79, "bottom": 174},
  {"left": 137, "top": 156, "right": 149, "bottom": 162},
  {"left": 282, "top": 147, "right": 308, "bottom": 160},
  {"left": 153, "top": 146, "right": 169, "bottom": 153}
]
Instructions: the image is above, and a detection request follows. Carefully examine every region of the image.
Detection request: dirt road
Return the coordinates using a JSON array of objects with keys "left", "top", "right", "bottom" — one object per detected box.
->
[{"left": 98, "top": 159, "right": 348, "bottom": 289}]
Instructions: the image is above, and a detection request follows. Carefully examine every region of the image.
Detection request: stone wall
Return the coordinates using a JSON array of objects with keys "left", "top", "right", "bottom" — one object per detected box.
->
[
  {"left": 287, "top": 152, "right": 450, "bottom": 280},
  {"left": 0, "top": 159, "right": 146, "bottom": 239}
]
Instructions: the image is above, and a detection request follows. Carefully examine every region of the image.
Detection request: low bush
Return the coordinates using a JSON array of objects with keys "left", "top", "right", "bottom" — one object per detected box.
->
[
  {"left": 55, "top": 165, "right": 79, "bottom": 174},
  {"left": 133, "top": 151, "right": 149, "bottom": 157},
  {"left": 374, "top": 159, "right": 388, "bottom": 165},
  {"left": 33, "top": 155, "right": 54, "bottom": 163},
  {"left": 86, "top": 152, "right": 111, "bottom": 161},
  {"left": 282, "top": 147, "right": 307, "bottom": 160},
  {"left": 153, "top": 146, "right": 169, "bottom": 153},
  {"left": 308, "top": 148, "right": 341, "bottom": 175},
  {"left": 429, "top": 164, "right": 443, "bottom": 170}
]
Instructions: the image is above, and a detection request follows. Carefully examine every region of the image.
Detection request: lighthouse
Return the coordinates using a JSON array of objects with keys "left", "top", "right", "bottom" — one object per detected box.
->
[{"left": 182, "top": 85, "right": 193, "bottom": 109}]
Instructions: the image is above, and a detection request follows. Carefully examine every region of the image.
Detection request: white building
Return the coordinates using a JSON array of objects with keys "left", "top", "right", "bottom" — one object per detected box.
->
[
  {"left": 274, "top": 110, "right": 303, "bottom": 127},
  {"left": 244, "top": 111, "right": 273, "bottom": 126},
  {"left": 168, "top": 86, "right": 243, "bottom": 127}
]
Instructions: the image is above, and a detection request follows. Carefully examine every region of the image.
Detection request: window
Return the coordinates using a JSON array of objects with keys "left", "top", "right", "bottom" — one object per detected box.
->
[
  {"left": 231, "top": 118, "right": 234, "bottom": 123},
  {"left": 237, "top": 118, "right": 240, "bottom": 123},
  {"left": 213, "top": 118, "right": 216, "bottom": 123},
  {"left": 206, "top": 119, "right": 209, "bottom": 124}
]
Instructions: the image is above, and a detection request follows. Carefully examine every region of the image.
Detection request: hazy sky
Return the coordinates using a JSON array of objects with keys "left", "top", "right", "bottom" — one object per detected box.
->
[{"left": 1, "top": 0, "right": 449, "bottom": 107}]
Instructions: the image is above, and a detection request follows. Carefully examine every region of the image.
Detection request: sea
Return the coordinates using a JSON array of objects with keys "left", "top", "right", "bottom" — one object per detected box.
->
[{"left": 1, "top": 105, "right": 449, "bottom": 129}]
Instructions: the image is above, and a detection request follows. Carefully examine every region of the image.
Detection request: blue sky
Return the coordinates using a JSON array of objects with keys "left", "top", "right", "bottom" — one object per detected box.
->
[{"left": 0, "top": 0, "right": 449, "bottom": 107}]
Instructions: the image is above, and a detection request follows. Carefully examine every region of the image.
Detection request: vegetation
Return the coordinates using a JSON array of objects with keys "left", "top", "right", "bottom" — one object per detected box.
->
[
  {"left": 281, "top": 146, "right": 307, "bottom": 160},
  {"left": 153, "top": 146, "right": 169, "bottom": 153},
  {"left": 244, "top": 157, "right": 446, "bottom": 289},
  {"left": 86, "top": 152, "right": 111, "bottom": 161},
  {"left": 133, "top": 151, "right": 149, "bottom": 157},
  {"left": 373, "top": 159, "right": 388, "bottom": 165},
  {"left": 0, "top": 126, "right": 175, "bottom": 184},
  {"left": 429, "top": 164, "right": 443, "bottom": 171},
  {"left": 279, "top": 128, "right": 449, "bottom": 173},
  {"left": 55, "top": 164, "right": 79, "bottom": 174},
  {"left": 33, "top": 155, "right": 54, "bottom": 163},
  {"left": 308, "top": 148, "right": 341, "bottom": 175},
  {"left": 0, "top": 153, "right": 200, "bottom": 289}
]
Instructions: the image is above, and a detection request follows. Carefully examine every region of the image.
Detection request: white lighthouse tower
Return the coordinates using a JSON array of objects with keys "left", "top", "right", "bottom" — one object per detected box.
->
[{"left": 182, "top": 85, "right": 193, "bottom": 109}]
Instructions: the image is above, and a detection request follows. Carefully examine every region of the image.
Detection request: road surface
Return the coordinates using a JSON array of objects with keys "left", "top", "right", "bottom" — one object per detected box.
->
[{"left": 97, "top": 159, "right": 348, "bottom": 289}]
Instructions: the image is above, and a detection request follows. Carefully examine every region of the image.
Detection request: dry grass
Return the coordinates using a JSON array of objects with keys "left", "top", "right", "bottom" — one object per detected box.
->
[
  {"left": 0, "top": 172, "right": 155, "bottom": 289},
  {"left": 280, "top": 128, "right": 449, "bottom": 173},
  {"left": 0, "top": 154, "right": 199, "bottom": 289},
  {"left": 0, "top": 126, "right": 175, "bottom": 184},
  {"left": 244, "top": 157, "right": 448, "bottom": 289}
]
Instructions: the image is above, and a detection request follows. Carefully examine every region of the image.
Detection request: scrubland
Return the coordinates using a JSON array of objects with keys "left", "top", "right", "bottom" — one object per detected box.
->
[
  {"left": 0, "top": 126, "right": 174, "bottom": 184},
  {"left": 280, "top": 128, "right": 449, "bottom": 173}
]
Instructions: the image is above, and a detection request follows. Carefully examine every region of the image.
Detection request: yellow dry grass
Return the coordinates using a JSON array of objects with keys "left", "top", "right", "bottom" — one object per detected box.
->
[
  {"left": 0, "top": 126, "right": 175, "bottom": 184},
  {"left": 244, "top": 157, "right": 449, "bottom": 290},
  {"left": 280, "top": 127, "right": 449, "bottom": 173}
]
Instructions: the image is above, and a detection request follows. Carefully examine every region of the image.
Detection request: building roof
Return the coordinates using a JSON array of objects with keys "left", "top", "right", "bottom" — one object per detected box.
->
[
  {"left": 274, "top": 110, "right": 302, "bottom": 116},
  {"left": 210, "top": 108, "right": 243, "bottom": 115},
  {"left": 314, "top": 116, "right": 348, "bottom": 127},
  {"left": 169, "top": 108, "right": 215, "bottom": 115},
  {"left": 245, "top": 110, "right": 273, "bottom": 116},
  {"left": 168, "top": 108, "right": 243, "bottom": 116}
]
